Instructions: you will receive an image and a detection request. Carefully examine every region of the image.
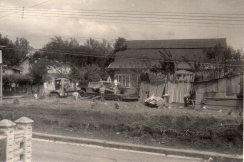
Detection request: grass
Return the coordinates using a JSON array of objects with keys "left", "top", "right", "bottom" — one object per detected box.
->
[{"left": 0, "top": 97, "right": 242, "bottom": 155}]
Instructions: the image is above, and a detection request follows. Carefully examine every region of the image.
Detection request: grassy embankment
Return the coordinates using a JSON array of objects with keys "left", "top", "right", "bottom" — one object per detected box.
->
[{"left": 0, "top": 98, "right": 242, "bottom": 154}]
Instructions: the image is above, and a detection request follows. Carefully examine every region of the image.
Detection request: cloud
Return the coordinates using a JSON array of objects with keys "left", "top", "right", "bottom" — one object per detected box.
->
[{"left": 0, "top": 0, "right": 243, "bottom": 50}]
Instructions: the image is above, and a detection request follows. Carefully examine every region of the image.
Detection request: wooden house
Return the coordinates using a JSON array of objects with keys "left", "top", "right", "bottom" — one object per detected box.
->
[
  {"left": 3, "top": 57, "right": 33, "bottom": 96},
  {"left": 108, "top": 38, "right": 227, "bottom": 103}
]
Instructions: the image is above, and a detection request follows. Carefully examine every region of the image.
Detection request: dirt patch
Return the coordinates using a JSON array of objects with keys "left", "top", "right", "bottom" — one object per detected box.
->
[{"left": 0, "top": 98, "right": 242, "bottom": 155}]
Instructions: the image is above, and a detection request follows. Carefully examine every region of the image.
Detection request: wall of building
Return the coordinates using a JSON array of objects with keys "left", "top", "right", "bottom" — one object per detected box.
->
[
  {"left": 195, "top": 75, "right": 243, "bottom": 102},
  {"left": 113, "top": 69, "right": 140, "bottom": 95}
]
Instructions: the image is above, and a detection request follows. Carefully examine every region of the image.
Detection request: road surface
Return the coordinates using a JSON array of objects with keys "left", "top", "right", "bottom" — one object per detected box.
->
[{"left": 32, "top": 139, "right": 204, "bottom": 162}]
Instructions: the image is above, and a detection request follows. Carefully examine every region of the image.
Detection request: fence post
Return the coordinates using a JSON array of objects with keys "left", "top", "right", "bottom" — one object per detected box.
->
[
  {"left": 15, "top": 117, "right": 33, "bottom": 162},
  {"left": 0, "top": 119, "right": 16, "bottom": 162}
]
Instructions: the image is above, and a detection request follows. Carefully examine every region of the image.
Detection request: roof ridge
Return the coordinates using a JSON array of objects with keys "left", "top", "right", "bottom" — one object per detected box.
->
[
  {"left": 125, "top": 38, "right": 227, "bottom": 49},
  {"left": 126, "top": 38, "right": 226, "bottom": 42}
]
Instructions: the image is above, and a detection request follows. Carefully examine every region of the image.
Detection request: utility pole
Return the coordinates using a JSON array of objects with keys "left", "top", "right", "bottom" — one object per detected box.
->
[
  {"left": 0, "top": 50, "right": 2, "bottom": 104},
  {"left": 21, "top": 7, "right": 25, "bottom": 19}
]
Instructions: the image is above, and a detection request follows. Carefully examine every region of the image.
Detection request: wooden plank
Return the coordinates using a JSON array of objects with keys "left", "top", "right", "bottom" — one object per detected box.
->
[{"left": 204, "top": 101, "right": 239, "bottom": 107}]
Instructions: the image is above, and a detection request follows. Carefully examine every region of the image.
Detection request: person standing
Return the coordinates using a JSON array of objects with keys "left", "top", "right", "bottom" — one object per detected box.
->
[
  {"left": 99, "top": 83, "right": 105, "bottom": 102},
  {"left": 114, "top": 79, "right": 118, "bottom": 94}
]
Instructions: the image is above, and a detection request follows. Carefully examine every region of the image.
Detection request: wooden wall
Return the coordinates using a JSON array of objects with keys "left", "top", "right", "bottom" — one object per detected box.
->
[{"left": 195, "top": 75, "right": 243, "bottom": 102}]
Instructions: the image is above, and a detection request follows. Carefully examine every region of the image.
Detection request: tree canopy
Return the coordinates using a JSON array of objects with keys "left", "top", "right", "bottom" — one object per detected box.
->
[
  {"left": 113, "top": 37, "right": 127, "bottom": 54},
  {"left": 0, "top": 34, "right": 32, "bottom": 66},
  {"left": 31, "top": 36, "right": 112, "bottom": 83}
]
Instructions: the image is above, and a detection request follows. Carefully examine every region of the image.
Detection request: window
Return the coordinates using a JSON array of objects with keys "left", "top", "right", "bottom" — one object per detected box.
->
[{"left": 115, "top": 74, "right": 130, "bottom": 88}]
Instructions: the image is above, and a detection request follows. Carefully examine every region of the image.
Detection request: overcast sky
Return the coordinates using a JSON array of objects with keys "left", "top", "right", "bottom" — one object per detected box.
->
[{"left": 0, "top": 0, "right": 244, "bottom": 50}]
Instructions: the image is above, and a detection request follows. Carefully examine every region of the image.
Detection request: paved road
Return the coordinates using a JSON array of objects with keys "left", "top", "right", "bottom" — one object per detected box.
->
[{"left": 32, "top": 139, "right": 203, "bottom": 162}]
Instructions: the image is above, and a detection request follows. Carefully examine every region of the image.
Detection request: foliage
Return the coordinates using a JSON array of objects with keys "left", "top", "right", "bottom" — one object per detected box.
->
[
  {"left": 72, "top": 64, "right": 108, "bottom": 82},
  {"left": 85, "top": 38, "right": 113, "bottom": 67},
  {"left": 14, "top": 37, "right": 33, "bottom": 61},
  {"left": 0, "top": 34, "right": 16, "bottom": 66},
  {"left": 6, "top": 99, "right": 242, "bottom": 155},
  {"left": 113, "top": 37, "right": 127, "bottom": 54},
  {"left": 29, "top": 59, "right": 48, "bottom": 83},
  {"left": 150, "top": 49, "right": 175, "bottom": 76},
  {"left": 85, "top": 38, "right": 112, "bottom": 56},
  {"left": 0, "top": 34, "right": 32, "bottom": 66},
  {"left": 204, "top": 45, "right": 243, "bottom": 73},
  {"left": 30, "top": 36, "right": 112, "bottom": 83},
  {"left": 206, "top": 45, "right": 241, "bottom": 64},
  {"left": 105, "top": 37, "right": 127, "bottom": 67},
  {"left": 35, "top": 36, "right": 112, "bottom": 67}
]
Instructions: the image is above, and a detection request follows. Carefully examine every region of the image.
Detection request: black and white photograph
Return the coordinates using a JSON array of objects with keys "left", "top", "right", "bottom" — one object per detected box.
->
[{"left": 0, "top": 0, "right": 243, "bottom": 161}]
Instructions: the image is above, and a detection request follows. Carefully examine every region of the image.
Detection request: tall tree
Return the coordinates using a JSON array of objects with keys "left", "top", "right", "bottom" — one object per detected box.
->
[
  {"left": 84, "top": 38, "right": 113, "bottom": 66},
  {"left": 113, "top": 37, "right": 127, "bottom": 54},
  {"left": 30, "top": 58, "right": 48, "bottom": 83},
  {"left": 0, "top": 34, "right": 32, "bottom": 66},
  {"left": 206, "top": 45, "right": 242, "bottom": 73},
  {"left": 0, "top": 34, "right": 17, "bottom": 66},
  {"left": 15, "top": 37, "right": 32, "bottom": 61},
  {"left": 31, "top": 36, "right": 112, "bottom": 83},
  {"left": 105, "top": 37, "right": 127, "bottom": 67}
]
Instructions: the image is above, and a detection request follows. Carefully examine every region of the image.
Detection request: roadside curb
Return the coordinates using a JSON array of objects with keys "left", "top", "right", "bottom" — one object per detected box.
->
[{"left": 33, "top": 132, "right": 242, "bottom": 162}]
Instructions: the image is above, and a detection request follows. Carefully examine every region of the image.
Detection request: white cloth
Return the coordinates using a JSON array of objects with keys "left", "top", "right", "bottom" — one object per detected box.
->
[{"left": 72, "top": 92, "right": 80, "bottom": 101}]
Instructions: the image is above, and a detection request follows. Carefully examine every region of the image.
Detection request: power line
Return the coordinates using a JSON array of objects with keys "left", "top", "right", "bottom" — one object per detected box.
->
[
  {"left": 2, "top": 8, "right": 244, "bottom": 20},
  {"left": 2, "top": 8, "right": 244, "bottom": 22},
  {"left": 17, "top": 10, "right": 244, "bottom": 22},
  {"left": 0, "top": 0, "right": 51, "bottom": 20},
  {"left": 2, "top": 7, "right": 244, "bottom": 16},
  {"left": 16, "top": 13, "right": 244, "bottom": 26},
  {"left": 2, "top": 46, "right": 244, "bottom": 67},
  {"left": 2, "top": 8, "right": 244, "bottom": 28},
  {"left": 4, "top": 12, "right": 243, "bottom": 27}
]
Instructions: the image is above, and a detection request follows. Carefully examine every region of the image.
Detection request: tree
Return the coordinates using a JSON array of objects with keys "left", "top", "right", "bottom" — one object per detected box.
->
[
  {"left": 113, "top": 37, "right": 127, "bottom": 54},
  {"left": 84, "top": 64, "right": 108, "bottom": 81},
  {"left": 150, "top": 49, "right": 175, "bottom": 76},
  {"left": 15, "top": 37, "right": 33, "bottom": 61},
  {"left": 105, "top": 37, "right": 127, "bottom": 67},
  {"left": 30, "top": 59, "right": 48, "bottom": 83},
  {"left": 0, "top": 34, "right": 17, "bottom": 66},
  {"left": 0, "top": 34, "right": 32, "bottom": 66},
  {"left": 84, "top": 38, "right": 113, "bottom": 66},
  {"left": 206, "top": 45, "right": 243, "bottom": 73},
  {"left": 31, "top": 36, "right": 112, "bottom": 83}
]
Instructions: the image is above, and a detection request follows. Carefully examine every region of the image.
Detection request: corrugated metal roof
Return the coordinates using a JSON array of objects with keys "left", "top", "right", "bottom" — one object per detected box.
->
[
  {"left": 108, "top": 58, "right": 160, "bottom": 69},
  {"left": 108, "top": 38, "right": 227, "bottom": 69},
  {"left": 126, "top": 38, "right": 227, "bottom": 49},
  {"left": 115, "top": 48, "right": 208, "bottom": 61}
]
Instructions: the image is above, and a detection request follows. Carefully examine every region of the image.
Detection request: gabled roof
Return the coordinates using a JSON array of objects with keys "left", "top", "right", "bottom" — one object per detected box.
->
[
  {"left": 126, "top": 38, "right": 227, "bottom": 49},
  {"left": 108, "top": 38, "right": 227, "bottom": 69}
]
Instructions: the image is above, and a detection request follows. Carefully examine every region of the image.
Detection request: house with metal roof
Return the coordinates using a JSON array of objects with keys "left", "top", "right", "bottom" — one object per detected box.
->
[{"left": 108, "top": 38, "right": 227, "bottom": 103}]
